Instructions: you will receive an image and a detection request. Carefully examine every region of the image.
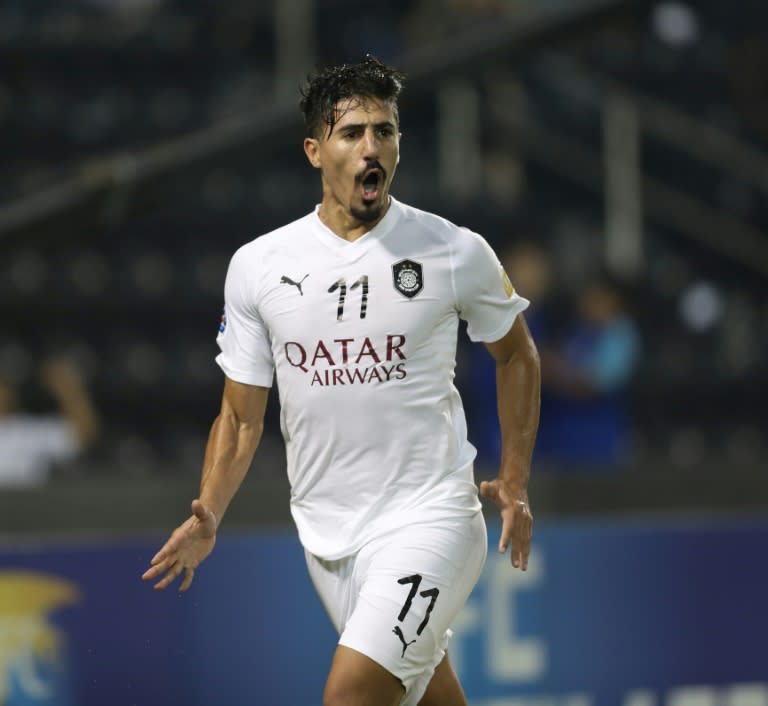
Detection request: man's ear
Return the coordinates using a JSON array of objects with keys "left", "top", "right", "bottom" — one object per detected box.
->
[{"left": 304, "top": 137, "right": 321, "bottom": 169}]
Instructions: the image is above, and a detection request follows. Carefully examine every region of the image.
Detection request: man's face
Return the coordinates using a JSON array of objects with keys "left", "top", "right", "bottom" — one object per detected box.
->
[{"left": 304, "top": 96, "right": 400, "bottom": 223}]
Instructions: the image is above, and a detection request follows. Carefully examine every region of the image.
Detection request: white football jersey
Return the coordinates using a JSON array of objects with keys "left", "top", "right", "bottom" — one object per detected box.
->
[{"left": 216, "top": 198, "right": 529, "bottom": 559}]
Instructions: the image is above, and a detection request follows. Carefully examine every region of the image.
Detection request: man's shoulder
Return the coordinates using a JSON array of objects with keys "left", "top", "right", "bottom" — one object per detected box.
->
[
  {"left": 232, "top": 212, "right": 315, "bottom": 263},
  {"left": 395, "top": 202, "right": 501, "bottom": 275},
  {"left": 395, "top": 199, "right": 478, "bottom": 245}
]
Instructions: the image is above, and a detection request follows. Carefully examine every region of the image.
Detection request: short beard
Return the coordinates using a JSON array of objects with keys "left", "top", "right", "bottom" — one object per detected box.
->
[{"left": 350, "top": 204, "right": 382, "bottom": 222}]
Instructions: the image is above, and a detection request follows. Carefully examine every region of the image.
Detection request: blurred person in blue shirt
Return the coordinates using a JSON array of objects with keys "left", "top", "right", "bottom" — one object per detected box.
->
[{"left": 537, "top": 273, "right": 640, "bottom": 470}]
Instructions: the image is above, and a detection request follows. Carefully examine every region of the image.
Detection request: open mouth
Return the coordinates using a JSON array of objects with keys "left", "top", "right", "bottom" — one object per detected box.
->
[{"left": 361, "top": 169, "right": 381, "bottom": 202}]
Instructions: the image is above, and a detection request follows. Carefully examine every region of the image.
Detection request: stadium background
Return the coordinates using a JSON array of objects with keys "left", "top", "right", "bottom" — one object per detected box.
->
[{"left": 1, "top": 0, "right": 767, "bottom": 704}]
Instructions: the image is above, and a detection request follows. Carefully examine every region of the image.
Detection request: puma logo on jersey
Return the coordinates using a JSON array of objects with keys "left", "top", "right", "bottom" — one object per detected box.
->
[
  {"left": 280, "top": 274, "right": 309, "bottom": 296},
  {"left": 392, "top": 626, "right": 416, "bottom": 657}
]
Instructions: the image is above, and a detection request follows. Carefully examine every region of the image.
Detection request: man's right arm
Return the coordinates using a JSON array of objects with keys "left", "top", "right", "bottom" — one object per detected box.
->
[
  {"left": 142, "top": 376, "right": 269, "bottom": 591},
  {"left": 198, "top": 376, "right": 270, "bottom": 526}
]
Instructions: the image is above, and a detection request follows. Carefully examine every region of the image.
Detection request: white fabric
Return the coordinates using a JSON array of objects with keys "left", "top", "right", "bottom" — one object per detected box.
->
[
  {"left": 216, "top": 197, "right": 529, "bottom": 559},
  {"left": 0, "top": 414, "right": 79, "bottom": 486},
  {"left": 305, "top": 512, "right": 487, "bottom": 705}
]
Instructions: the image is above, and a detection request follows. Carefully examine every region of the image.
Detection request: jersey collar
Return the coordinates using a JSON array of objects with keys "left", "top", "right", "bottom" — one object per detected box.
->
[{"left": 310, "top": 197, "right": 403, "bottom": 261}]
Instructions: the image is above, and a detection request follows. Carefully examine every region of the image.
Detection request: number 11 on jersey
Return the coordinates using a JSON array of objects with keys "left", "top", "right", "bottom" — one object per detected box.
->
[{"left": 328, "top": 275, "right": 369, "bottom": 321}]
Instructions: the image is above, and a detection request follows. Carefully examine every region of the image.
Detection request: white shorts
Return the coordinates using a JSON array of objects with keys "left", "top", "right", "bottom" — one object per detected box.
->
[{"left": 305, "top": 511, "right": 487, "bottom": 706}]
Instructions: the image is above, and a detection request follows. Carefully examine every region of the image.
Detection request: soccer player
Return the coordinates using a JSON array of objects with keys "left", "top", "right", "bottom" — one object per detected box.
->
[{"left": 142, "top": 55, "right": 540, "bottom": 706}]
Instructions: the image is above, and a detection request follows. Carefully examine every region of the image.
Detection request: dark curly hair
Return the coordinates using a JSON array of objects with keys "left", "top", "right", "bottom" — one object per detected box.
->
[{"left": 300, "top": 55, "right": 406, "bottom": 138}]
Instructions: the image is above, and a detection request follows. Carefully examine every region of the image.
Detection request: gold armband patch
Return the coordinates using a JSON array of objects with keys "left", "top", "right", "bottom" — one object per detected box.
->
[{"left": 501, "top": 268, "right": 515, "bottom": 298}]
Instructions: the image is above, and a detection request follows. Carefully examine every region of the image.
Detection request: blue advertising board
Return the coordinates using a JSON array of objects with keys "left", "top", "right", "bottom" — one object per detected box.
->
[{"left": 0, "top": 516, "right": 766, "bottom": 706}]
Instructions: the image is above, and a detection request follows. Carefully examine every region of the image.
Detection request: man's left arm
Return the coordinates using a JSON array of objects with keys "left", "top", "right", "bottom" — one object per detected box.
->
[{"left": 480, "top": 313, "right": 541, "bottom": 570}]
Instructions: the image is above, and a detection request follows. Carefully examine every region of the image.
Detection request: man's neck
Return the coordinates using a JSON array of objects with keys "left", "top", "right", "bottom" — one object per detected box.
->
[{"left": 317, "top": 198, "right": 391, "bottom": 242}]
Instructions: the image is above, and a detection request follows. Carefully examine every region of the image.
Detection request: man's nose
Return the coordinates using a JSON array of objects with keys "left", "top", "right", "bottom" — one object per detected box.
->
[{"left": 361, "top": 128, "right": 379, "bottom": 157}]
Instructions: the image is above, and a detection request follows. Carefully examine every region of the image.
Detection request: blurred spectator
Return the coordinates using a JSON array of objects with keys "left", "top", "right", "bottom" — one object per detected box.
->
[
  {"left": 500, "top": 240, "right": 555, "bottom": 341},
  {"left": 0, "top": 358, "right": 100, "bottom": 487},
  {"left": 536, "top": 273, "right": 641, "bottom": 470}
]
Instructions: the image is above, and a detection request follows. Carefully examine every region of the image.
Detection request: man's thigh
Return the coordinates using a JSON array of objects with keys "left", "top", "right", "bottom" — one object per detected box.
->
[
  {"left": 417, "top": 653, "right": 467, "bottom": 706},
  {"left": 338, "top": 513, "right": 487, "bottom": 705},
  {"left": 322, "top": 648, "right": 468, "bottom": 706},
  {"left": 324, "top": 645, "right": 404, "bottom": 706}
]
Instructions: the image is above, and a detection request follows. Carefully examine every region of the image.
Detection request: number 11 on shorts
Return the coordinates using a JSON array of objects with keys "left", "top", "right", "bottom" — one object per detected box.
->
[{"left": 395, "top": 574, "right": 440, "bottom": 636}]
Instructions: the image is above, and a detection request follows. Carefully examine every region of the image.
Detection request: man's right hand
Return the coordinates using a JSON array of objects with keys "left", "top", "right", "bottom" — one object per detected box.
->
[{"left": 142, "top": 499, "right": 217, "bottom": 592}]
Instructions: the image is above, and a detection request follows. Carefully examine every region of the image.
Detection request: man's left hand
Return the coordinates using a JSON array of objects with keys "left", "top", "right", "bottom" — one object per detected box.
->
[{"left": 479, "top": 479, "right": 533, "bottom": 570}]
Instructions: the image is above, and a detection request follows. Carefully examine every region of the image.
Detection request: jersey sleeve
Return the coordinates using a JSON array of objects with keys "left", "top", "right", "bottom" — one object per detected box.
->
[
  {"left": 453, "top": 230, "right": 530, "bottom": 342},
  {"left": 215, "top": 246, "right": 275, "bottom": 387}
]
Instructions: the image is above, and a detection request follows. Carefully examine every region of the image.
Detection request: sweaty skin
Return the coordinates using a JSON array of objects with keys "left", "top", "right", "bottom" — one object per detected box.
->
[
  {"left": 304, "top": 96, "right": 401, "bottom": 242},
  {"left": 143, "top": 79, "right": 540, "bottom": 706}
]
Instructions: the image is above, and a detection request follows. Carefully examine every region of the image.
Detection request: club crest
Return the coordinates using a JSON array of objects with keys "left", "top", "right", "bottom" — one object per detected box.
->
[{"left": 391, "top": 259, "right": 423, "bottom": 299}]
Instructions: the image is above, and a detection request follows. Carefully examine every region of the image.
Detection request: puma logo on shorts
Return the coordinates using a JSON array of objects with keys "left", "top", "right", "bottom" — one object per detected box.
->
[{"left": 392, "top": 625, "right": 416, "bottom": 657}]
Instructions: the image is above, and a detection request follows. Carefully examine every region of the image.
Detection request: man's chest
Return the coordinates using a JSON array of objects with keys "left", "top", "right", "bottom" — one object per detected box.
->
[{"left": 257, "top": 247, "right": 455, "bottom": 345}]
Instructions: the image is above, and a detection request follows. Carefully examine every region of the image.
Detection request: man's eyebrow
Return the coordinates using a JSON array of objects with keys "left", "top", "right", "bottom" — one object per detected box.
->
[{"left": 337, "top": 120, "right": 396, "bottom": 132}]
